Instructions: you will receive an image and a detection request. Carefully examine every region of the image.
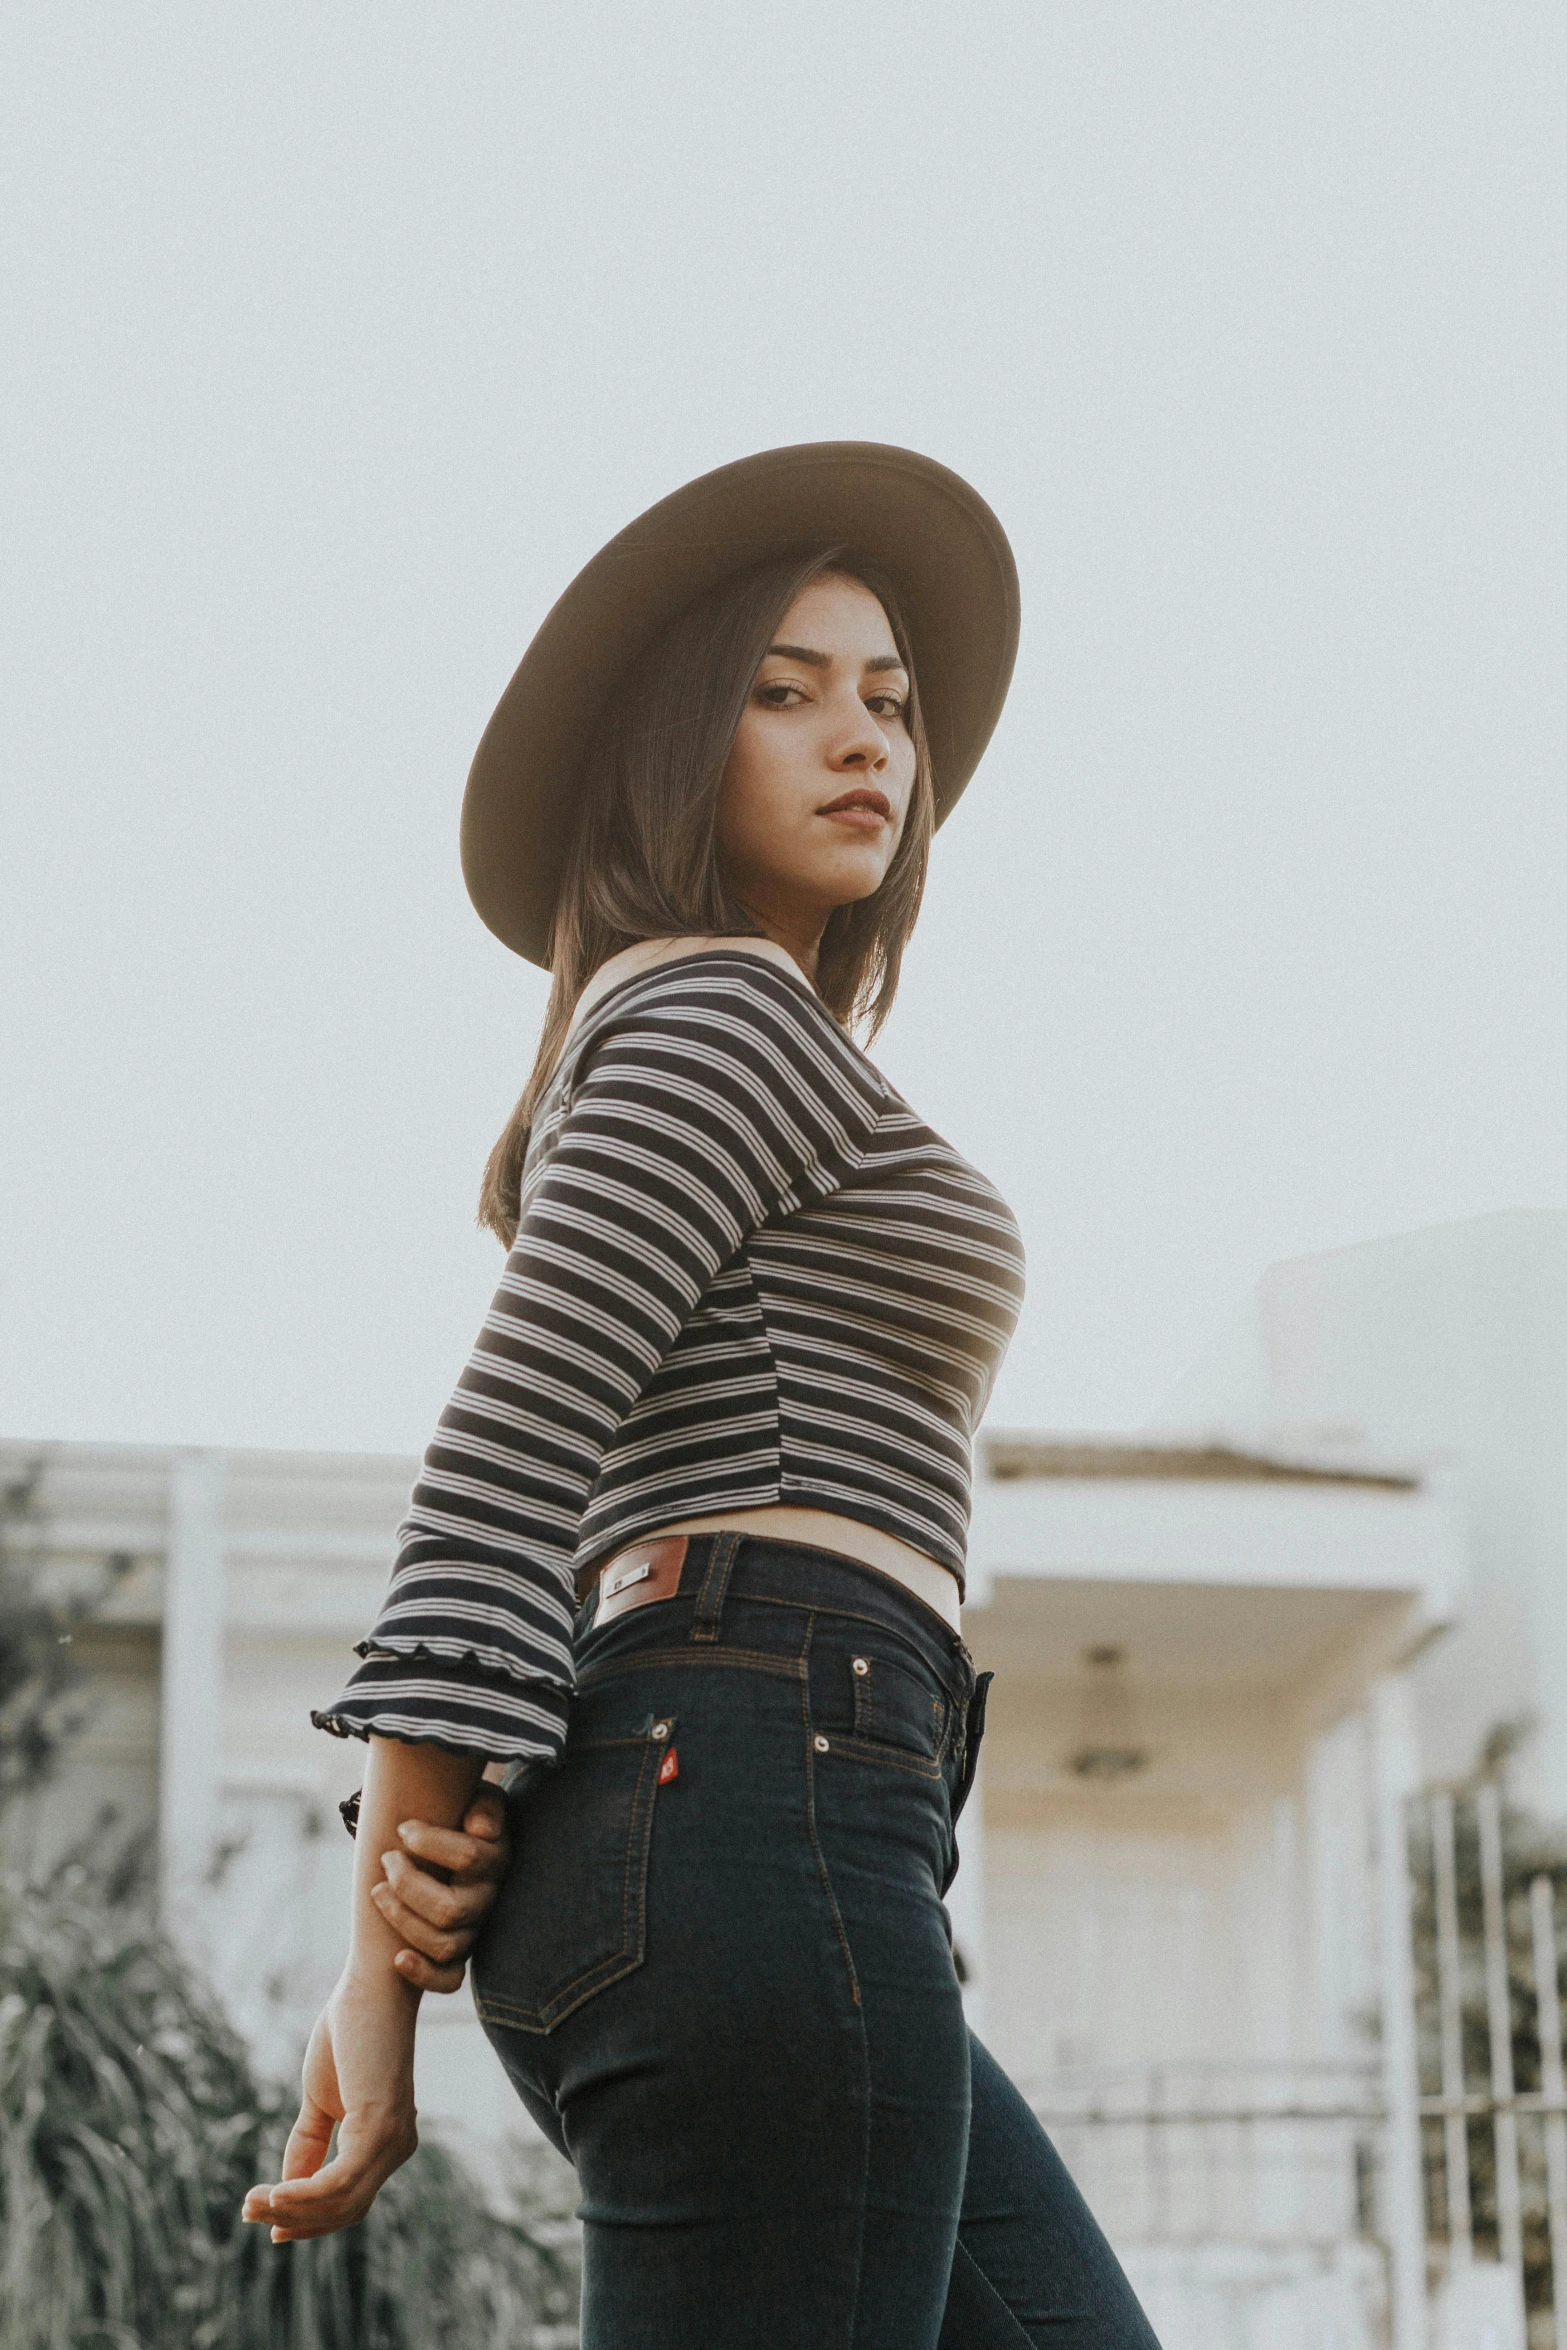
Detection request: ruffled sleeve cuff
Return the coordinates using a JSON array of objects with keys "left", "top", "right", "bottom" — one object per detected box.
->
[{"left": 311, "top": 1644, "right": 571, "bottom": 1766}]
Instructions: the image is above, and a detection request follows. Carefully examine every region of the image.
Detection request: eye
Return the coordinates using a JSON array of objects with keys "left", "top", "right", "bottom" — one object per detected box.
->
[
  {"left": 754, "top": 681, "right": 807, "bottom": 708},
  {"left": 866, "top": 691, "right": 907, "bottom": 720}
]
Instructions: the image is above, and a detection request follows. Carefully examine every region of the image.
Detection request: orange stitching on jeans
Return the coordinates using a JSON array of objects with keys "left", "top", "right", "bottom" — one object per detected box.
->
[
  {"left": 475, "top": 1726, "right": 668, "bottom": 2034},
  {"left": 800, "top": 1612, "right": 862, "bottom": 2008},
  {"left": 824, "top": 1739, "right": 944, "bottom": 1782},
  {"left": 577, "top": 1647, "right": 801, "bottom": 1688},
  {"left": 798, "top": 1610, "right": 873, "bottom": 2345}
]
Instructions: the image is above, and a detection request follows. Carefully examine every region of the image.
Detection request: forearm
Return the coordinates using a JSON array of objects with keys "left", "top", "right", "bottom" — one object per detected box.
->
[{"left": 347, "top": 1736, "right": 486, "bottom": 1983}]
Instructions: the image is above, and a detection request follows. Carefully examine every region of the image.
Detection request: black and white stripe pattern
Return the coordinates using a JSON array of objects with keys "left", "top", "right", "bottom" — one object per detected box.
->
[{"left": 314, "top": 953, "right": 1025, "bottom": 1761}]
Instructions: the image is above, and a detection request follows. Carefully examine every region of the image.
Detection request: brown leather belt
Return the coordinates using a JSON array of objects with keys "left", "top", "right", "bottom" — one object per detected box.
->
[{"left": 579, "top": 1534, "right": 690, "bottom": 1625}]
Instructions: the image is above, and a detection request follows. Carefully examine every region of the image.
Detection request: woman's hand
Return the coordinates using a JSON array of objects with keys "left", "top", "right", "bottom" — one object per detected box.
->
[
  {"left": 243, "top": 1968, "right": 420, "bottom": 2242},
  {"left": 374, "top": 1782, "right": 512, "bottom": 1993},
  {"left": 242, "top": 1735, "right": 490, "bottom": 2242}
]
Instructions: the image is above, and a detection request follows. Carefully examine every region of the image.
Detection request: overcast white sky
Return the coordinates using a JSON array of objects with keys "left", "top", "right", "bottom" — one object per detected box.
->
[{"left": 2, "top": 4, "right": 1563, "bottom": 1459}]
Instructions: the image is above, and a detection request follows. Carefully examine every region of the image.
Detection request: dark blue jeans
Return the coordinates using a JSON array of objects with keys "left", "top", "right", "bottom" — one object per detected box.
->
[{"left": 473, "top": 1534, "right": 1160, "bottom": 2349}]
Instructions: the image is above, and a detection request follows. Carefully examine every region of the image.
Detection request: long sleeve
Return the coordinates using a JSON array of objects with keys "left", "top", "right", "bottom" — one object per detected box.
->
[{"left": 313, "top": 957, "right": 883, "bottom": 1761}]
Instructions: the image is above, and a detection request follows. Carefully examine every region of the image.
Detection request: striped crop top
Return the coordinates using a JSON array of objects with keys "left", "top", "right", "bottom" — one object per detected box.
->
[{"left": 314, "top": 951, "right": 1026, "bottom": 1763}]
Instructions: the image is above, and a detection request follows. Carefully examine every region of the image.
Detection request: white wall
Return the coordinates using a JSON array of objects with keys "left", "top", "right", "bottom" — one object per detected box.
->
[
  {"left": 1157, "top": 1210, "right": 1567, "bottom": 1815},
  {"left": 974, "top": 1665, "right": 1372, "bottom": 2088}
]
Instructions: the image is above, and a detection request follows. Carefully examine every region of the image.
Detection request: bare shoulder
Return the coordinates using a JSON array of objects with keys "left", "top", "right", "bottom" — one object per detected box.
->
[{"left": 570, "top": 935, "right": 810, "bottom": 1034}]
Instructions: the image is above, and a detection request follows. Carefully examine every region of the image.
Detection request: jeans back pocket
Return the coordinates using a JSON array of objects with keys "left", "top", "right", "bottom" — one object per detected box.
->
[{"left": 472, "top": 1713, "right": 675, "bottom": 2035}]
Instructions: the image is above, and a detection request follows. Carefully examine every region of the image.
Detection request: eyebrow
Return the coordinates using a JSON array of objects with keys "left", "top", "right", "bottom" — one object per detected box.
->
[{"left": 766, "top": 642, "right": 908, "bottom": 675}]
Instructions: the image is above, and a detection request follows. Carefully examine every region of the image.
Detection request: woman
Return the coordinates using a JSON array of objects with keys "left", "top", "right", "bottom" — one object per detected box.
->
[{"left": 244, "top": 444, "right": 1160, "bottom": 2349}]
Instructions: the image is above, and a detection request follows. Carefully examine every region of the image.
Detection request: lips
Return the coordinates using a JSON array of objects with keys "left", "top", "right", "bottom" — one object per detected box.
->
[{"left": 818, "top": 787, "right": 892, "bottom": 822}]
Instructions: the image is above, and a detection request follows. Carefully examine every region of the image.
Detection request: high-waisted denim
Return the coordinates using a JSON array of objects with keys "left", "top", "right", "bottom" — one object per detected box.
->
[{"left": 472, "top": 1533, "right": 1160, "bottom": 2350}]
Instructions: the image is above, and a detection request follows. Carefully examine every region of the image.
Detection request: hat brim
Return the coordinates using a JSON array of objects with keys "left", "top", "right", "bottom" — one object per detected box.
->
[{"left": 461, "top": 440, "right": 1020, "bottom": 966}]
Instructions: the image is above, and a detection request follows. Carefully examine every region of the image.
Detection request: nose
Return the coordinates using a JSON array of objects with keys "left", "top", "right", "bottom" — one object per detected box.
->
[{"left": 828, "top": 698, "right": 890, "bottom": 774}]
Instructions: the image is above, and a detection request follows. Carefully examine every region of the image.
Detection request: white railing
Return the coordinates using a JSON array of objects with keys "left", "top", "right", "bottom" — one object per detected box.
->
[
  {"left": 1028, "top": 2058, "right": 1383, "bottom": 2251},
  {"left": 1416, "top": 1783, "right": 1567, "bottom": 2344}
]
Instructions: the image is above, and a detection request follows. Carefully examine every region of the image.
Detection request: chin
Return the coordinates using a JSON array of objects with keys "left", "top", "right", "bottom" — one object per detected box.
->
[{"left": 807, "top": 851, "right": 892, "bottom": 906}]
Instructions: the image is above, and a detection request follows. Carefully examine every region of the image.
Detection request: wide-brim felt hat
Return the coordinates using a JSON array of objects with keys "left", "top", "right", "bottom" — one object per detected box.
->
[{"left": 461, "top": 440, "right": 1021, "bottom": 966}]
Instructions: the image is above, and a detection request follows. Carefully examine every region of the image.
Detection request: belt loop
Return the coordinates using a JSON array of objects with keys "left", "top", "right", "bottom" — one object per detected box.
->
[{"left": 691, "top": 1530, "right": 742, "bottom": 1644}]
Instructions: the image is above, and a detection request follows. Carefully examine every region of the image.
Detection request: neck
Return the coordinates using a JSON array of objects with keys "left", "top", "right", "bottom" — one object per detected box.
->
[{"left": 737, "top": 901, "right": 826, "bottom": 985}]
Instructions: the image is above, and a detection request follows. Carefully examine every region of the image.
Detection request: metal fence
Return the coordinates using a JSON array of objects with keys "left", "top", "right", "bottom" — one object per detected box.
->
[
  {"left": 1027, "top": 1787, "right": 1567, "bottom": 2349},
  {"left": 1414, "top": 1783, "right": 1567, "bottom": 2345},
  {"left": 1029, "top": 2058, "right": 1383, "bottom": 2252}
]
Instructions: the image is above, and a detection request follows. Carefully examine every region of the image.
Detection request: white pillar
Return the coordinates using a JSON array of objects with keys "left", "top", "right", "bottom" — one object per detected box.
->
[
  {"left": 1373, "top": 1670, "right": 1429, "bottom": 2350},
  {"left": 1267, "top": 1793, "right": 1302, "bottom": 2055},
  {"left": 1304, "top": 1725, "right": 1343, "bottom": 2057},
  {"left": 159, "top": 1449, "right": 226, "bottom": 1956}
]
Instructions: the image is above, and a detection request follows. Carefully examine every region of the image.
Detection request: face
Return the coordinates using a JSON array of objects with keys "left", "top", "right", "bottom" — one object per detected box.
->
[{"left": 716, "top": 574, "right": 917, "bottom": 949}]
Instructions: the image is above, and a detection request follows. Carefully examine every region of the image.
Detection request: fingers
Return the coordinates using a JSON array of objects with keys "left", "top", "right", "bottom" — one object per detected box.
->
[
  {"left": 395, "top": 1809, "right": 509, "bottom": 1882},
  {"left": 370, "top": 1871, "right": 475, "bottom": 1966},
  {"left": 379, "top": 1846, "right": 496, "bottom": 1931},
  {"left": 463, "top": 1783, "right": 508, "bottom": 1840},
  {"left": 379, "top": 1794, "right": 511, "bottom": 1999},
  {"left": 243, "top": 2091, "right": 339, "bottom": 2242},
  {"left": 392, "top": 1946, "right": 467, "bottom": 1995},
  {"left": 245, "top": 2110, "right": 416, "bottom": 2243},
  {"left": 279, "top": 2092, "right": 336, "bottom": 2184}
]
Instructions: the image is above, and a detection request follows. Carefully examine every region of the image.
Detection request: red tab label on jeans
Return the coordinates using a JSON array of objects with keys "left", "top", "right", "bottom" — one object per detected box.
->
[{"left": 658, "top": 1745, "right": 680, "bottom": 1785}]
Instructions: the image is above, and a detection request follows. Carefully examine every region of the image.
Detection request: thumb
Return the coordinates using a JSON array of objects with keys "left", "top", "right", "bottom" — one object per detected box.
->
[
  {"left": 462, "top": 1787, "right": 506, "bottom": 1840},
  {"left": 280, "top": 2089, "right": 338, "bottom": 2182}
]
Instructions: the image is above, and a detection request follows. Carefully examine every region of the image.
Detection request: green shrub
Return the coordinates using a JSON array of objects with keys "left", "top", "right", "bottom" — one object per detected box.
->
[{"left": 0, "top": 1867, "right": 578, "bottom": 2350}]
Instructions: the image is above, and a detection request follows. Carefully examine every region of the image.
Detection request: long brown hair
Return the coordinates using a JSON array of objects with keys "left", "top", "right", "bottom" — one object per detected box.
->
[{"left": 478, "top": 547, "right": 934, "bottom": 1246}]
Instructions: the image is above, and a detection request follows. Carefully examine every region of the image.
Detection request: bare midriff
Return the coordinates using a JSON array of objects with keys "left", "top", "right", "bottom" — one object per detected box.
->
[{"left": 633, "top": 1505, "right": 962, "bottom": 1634}]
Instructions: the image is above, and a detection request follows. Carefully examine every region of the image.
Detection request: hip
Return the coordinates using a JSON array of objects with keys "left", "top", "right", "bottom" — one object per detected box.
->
[
  {"left": 471, "top": 1533, "right": 992, "bottom": 2040},
  {"left": 573, "top": 1529, "right": 978, "bottom": 1754}
]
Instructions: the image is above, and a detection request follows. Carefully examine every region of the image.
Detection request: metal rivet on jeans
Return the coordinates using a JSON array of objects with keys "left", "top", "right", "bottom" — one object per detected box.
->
[
  {"left": 652, "top": 1720, "right": 670, "bottom": 1739},
  {"left": 852, "top": 1656, "right": 869, "bottom": 1677},
  {"left": 813, "top": 1734, "right": 830, "bottom": 1753}
]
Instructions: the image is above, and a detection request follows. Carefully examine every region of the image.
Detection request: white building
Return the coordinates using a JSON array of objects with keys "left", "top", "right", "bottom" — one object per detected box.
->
[
  {"left": 959, "top": 1435, "right": 1457, "bottom": 2348},
  {"left": 1159, "top": 1209, "right": 1567, "bottom": 1822},
  {"left": 7, "top": 1206, "right": 1563, "bottom": 2347}
]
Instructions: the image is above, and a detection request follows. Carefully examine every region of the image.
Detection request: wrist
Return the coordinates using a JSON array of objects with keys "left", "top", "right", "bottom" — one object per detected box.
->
[{"left": 337, "top": 1956, "right": 422, "bottom": 2024}]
